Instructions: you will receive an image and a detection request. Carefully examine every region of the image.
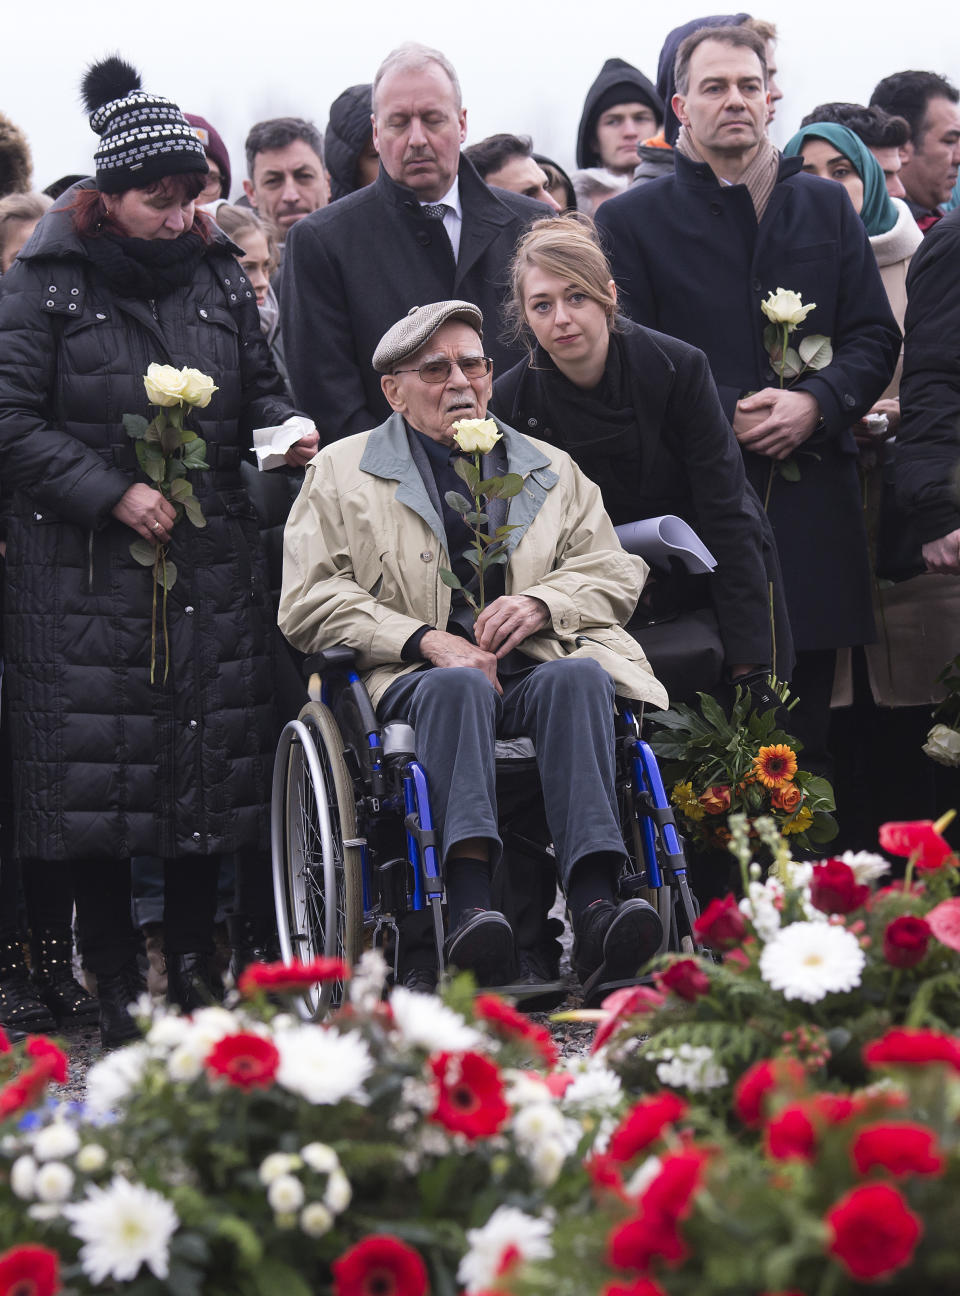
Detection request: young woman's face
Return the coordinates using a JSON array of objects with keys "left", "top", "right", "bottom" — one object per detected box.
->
[
  {"left": 104, "top": 176, "right": 198, "bottom": 240},
  {"left": 799, "top": 137, "right": 865, "bottom": 215},
  {"left": 235, "top": 228, "right": 273, "bottom": 306},
  {"left": 521, "top": 264, "right": 613, "bottom": 371}
]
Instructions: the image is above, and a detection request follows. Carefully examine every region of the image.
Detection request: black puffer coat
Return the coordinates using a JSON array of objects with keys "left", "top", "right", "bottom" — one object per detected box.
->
[{"left": 0, "top": 192, "right": 298, "bottom": 861}]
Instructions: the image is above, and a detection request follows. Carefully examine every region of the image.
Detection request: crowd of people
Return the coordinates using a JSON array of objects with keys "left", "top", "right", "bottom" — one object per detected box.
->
[{"left": 0, "top": 15, "right": 957, "bottom": 1046}]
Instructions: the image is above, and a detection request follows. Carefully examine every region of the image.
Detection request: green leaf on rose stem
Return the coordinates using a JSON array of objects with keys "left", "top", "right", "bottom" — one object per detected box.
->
[
  {"left": 167, "top": 458, "right": 187, "bottom": 480},
  {"left": 464, "top": 511, "right": 488, "bottom": 527},
  {"left": 777, "top": 458, "right": 802, "bottom": 482},
  {"left": 485, "top": 551, "right": 509, "bottom": 565},
  {"left": 169, "top": 478, "right": 193, "bottom": 500},
  {"left": 438, "top": 568, "right": 463, "bottom": 590},
  {"left": 181, "top": 442, "right": 209, "bottom": 471},
  {"left": 494, "top": 523, "right": 518, "bottom": 538},
  {"left": 453, "top": 458, "right": 480, "bottom": 493},
  {"left": 476, "top": 477, "right": 500, "bottom": 495},
  {"left": 160, "top": 421, "right": 182, "bottom": 455},
  {"left": 180, "top": 428, "right": 198, "bottom": 443},
  {"left": 443, "top": 490, "right": 473, "bottom": 514},
  {"left": 156, "top": 557, "right": 178, "bottom": 590},
  {"left": 497, "top": 472, "right": 524, "bottom": 498},
  {"left": 762, "top": 322, "right": 780, "bottom": 353},
  {"left": 123, "top": 413, "right": 149, "bottom": 440},
  {"left": 144, "top": 414, "right": 164, "bottom": 443},
  {"left": 138, "top": 445, "right": 166, "bottom": 484},
  {"left": 183, "top": 496, "right": 206, "bottom": 528},
  {"left": 780, "top": 347, "right": 803, "bottom": 380},
  {"left": 129, "top": 538, "right": 156, "bottom": 567},
  {"left": 798, "top": 333, "right": 833, "bottom": 369}
]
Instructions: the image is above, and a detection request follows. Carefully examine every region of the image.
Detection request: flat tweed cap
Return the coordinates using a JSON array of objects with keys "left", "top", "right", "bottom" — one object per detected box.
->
[{"left": 372, "top": 300, "right": 483, "bottom": 374}]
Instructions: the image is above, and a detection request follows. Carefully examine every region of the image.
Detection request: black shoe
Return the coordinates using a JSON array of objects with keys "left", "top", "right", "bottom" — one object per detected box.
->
[
  {"left": 401, "top": 966, "right": 438, "bottom": 994},
  {"left": 444, "top": 909, "right": 517, "bottom": 986},
  {"left": 0, "top": 937, "right": 57, "bottom": 1036},
  {"left": 96, "top": 960, "right": 147, "bottom": 1051},
  {"left": 573, "top": 899, "right": 663, "bottom": 1007},
  {"left": 227, "top": 914, "right": 280, "bottom": 981},
  {"left": 168, "top": 953, "right": 224, "bottom": 1014},
  {"left": 31, "top": 930, "right": 99, "bottom": 1028}
]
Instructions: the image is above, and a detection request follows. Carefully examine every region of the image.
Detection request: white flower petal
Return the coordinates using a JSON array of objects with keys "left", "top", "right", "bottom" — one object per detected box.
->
[
  {"left": 63, "top": 1176, "right": 178, "bottom": 1284},
  {"left": 759, "top": 921, "right": 865, "bottom": 1003}
]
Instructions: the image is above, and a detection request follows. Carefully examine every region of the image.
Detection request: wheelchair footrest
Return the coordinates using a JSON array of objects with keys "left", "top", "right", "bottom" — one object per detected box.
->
[{"left": 482, "top": 978, "right": 568, "bottom": 1014}]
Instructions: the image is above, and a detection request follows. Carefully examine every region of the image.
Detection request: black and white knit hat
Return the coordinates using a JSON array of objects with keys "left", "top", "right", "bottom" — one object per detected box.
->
[{"left": 81, "top": 56, "right": 208, "bottom": 194}]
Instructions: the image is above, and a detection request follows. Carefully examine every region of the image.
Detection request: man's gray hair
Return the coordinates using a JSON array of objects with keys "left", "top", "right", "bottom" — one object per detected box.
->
[{"left": 372, "top": 42, "right": 463, "bottom": 115}]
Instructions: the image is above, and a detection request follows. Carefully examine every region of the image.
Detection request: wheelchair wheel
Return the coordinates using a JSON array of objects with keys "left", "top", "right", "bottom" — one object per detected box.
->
[{"left": 272, "top": 702, "right": 363, "bottom": 1019}]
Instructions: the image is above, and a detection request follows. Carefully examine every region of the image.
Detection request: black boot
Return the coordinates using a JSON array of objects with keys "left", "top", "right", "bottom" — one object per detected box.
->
[
  {"left": 31, "top": 928, "right": 99, "bottom": 1028},
  {"left": 96, "top": 960, "right": 146, "bottom": 1050},
  {"left": 168, "top": 953, "right": 224, "bottom": 1014},
  {"left": 227, "top": 914, "right": 280, "bottom": 980},
  {"left": 0, "top": 936, "right": 56, "bottom": 1037}
]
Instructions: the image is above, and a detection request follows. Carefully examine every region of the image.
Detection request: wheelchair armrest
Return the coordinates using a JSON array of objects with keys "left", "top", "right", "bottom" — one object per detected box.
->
[{"left": 302, "top": 647, "right": 358, "bottom": 680}]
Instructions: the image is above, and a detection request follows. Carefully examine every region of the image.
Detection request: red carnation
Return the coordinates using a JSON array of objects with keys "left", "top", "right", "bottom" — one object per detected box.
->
[
  {"left": 474, "top": 994, "right": 558, "bottom": 1068},
  {"left": 863, "top": 1027, "right": 960, "bottom": 1073},
  {"left": 657, "top": 958, "right": 710, "bottom": 1002},
  {"left": 238, "top": 957, "right": 350, "bottom": 997},
  {"left": 826, "top": 1182, "right": 921, "bottom": 1280},
  {"left": 693, "top": 894, "right": 747, "bottom": 950},
  {"left": 205, "top": 1031, "right": 280, "bottom": 1091},
  {"left": 603, "top": 1281, "right": 667, "bottom": 1296},
  {"left": 586, "top": 1150, "right": 629, "bottom": 1199},
  {"left": 852, "top": 1122, "right": 944, "bottom": 1178},
  {"left": 429, "top": 1051, "right": 509, "bottom": 1141},
  {"left": 732, "top": 1057, "right": 806, "bottom": 1128},
  {"left": 0, "top": 1244, "right": 60, "bottom": 1296},
  {"left": 809, "top": 859, "right": 870, "bottom": 915},
  {"left": 592, "top": 985, "right": 665, "bottom": 1054},
  {"left": 924, "top": 897, "right": 960, "bottom": 951},
  {"left": 879, "top": 819, "right": 953, "bottom": 871},
  {"left": 644, "top": 1150, "right": 706, "bottom": 1218},
  {"left": 609, "top": 1151, "right": 706, "bottom": 1272},
  {"left": 0, "top": 1027, "right": 10, "bottom": 1056},
  {"left": 608, "top": 1092, "right": 688, "bottom": 1163},
  {"left": 25, "top": 1037, "right": 68, "bottom": 1085},
  {"left": 809, "top": 1093, "right": 859, "bottom": 1125},
  {"left": 883, "top": 915, "right": 931, "bottom": 969},
  {"left": 765, "top": 1104, "right": 817, "bottom": 1162},
  {"left": 332, "top": 1234, "right": 428, "bottom": 1296}
]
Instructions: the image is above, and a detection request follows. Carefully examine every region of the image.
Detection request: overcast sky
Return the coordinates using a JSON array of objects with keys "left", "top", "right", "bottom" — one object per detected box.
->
[{"left": 8, "top": 0, "right": 960, "bottom": 194}]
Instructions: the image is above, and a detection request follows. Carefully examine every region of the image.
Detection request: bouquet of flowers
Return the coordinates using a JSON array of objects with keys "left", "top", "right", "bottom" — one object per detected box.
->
[
  {"left": 647, "top": 685, "right": 837, "bottom": 854},
  {"left": 923, "top": 653, "right": 960, "bottom": 767}
]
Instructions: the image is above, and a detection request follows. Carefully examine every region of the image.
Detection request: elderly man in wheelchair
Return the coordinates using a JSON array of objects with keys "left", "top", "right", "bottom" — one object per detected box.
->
[{"left": 279, "top": 299, "right": 678, "bottom": 1006}]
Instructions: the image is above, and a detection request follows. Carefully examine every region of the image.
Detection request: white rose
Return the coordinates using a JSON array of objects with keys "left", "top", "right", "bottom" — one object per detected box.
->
[
  {"left": 11, "top": 1155, "right": 38, "bottom": 1200},
  {"left": 452, "top": 418, "right": 501, "bottom": 454},
  {"left": 76, "top": 1144, "right": 108, "bottom": 1173},
  {"left": 35, "top": 1160, "right": 75, "bottom": 1203},
  {"left": 267, "top": 1173, "right": 305, "bottom": 1214},
  {"left": 300, "top": 1202, "right": 334, "bottom": 1238},
  {"left": 761, "top": 288, "right": 817, "bottom": 327},
  {"left": 300, "top": 1142, "right": 338, "bottom": 1174},
  {"left": 923, "top": 723, "right": 960, "bottom": 767},
  {"left": 179, "top": 368, "right": 218, "bottom": 409},
  {"left": 33, "top": 1121, "right": 80, "bottom": 1161},
  {"left": 143, "top": 363, "right": 191, "bottom": 407},
  {"left": 323, "top": 1168, "right": 352, "bottom": 1214}
]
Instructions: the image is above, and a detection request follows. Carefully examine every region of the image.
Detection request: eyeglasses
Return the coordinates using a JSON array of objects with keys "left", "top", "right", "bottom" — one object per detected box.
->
[{"left": 393, "top": 356, "right": 492, "bottom": 384}]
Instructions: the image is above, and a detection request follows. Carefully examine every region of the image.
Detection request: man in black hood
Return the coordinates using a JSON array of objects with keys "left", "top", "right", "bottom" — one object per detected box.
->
[{"left": 575, "top": 59, "right": 663, "bottom": 176}]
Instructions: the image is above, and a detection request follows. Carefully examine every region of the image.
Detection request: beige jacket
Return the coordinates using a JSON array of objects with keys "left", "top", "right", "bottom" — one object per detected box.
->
[{"left": 279, "top": 412, "right": 668, "bottom": 710}]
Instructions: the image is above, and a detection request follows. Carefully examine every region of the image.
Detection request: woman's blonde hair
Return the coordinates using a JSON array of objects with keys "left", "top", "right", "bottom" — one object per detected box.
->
[
  {"left": 505, "top": 213, "right": 618, "bottom": 354},
  {"left": 213, "top": 203, "right": 278, "bottom": 275}
]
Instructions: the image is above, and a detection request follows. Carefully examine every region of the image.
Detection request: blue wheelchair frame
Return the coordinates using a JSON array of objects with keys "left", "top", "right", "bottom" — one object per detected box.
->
[{"left": 271, "top": 648, "right": 700, "bottom": 1018}]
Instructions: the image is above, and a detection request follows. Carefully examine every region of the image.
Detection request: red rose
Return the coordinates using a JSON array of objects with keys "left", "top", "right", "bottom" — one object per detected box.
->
[
  {"left": 332, "top": 1234, "right": 428, "bottom": 1296},
  {"left": 429, "top": 1051, "right": 509, "bottom": 1141},
  {"left": 883, "top": 916, "right": 931, "bottom": 969},
  {"left": 879, "top": 819, "right": 953, "bottom": 871},
  {"left": 607, "top": 1151, "right": 706, "bottom": 1272},
  {"left": 0, "top": 1244, "right": 60, "bottom": 1296},
  {"left": 765, "top": 1104, "right": 817, "bottom": 1162},
  {"left": 693, "top": 894, "right": 747, "bottom": 950},
  {"left": 699, "top": 784, "right": 731, "bottom": 815},
  {"left": 732, "top": 1057, "right": 807, "bottom": 1128},
  {"left": 863, "top": 1028, "right": 960, "bottom": 1073},
  {"left": 657, "top": 958, "right": 710, "bottom": 1002},
  {"left": 809, "top": 859, "right": 869, "bottom": 915},
  {"left": 608, "top": 1093, "right": 688, "bottom": 1163},
  {"left": 826, "top": 1182, "right": 922, "bottom": 1280},
  {"left": 851, "top": 1122, "right": 944, "bottom": 1178},
  {"left": 205, "top": 1032, "right": 280, "bottom": 1091},
  {"left": 474, "top": 994, "right": 558, "bottom": 1068},
  {"left": 238, "top": 957, "right": 350, "bottom": 997},
  {"left": 25, "top": 1037, "right": 69, "bottom": 1085},
  {"left": 592, "top": 985, "right": 666, "bottom": 1054}
]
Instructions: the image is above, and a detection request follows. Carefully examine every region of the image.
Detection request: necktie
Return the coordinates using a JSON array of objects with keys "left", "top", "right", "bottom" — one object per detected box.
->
[{"left": 421, "top": 202, "right": 448, "bottom": 221}]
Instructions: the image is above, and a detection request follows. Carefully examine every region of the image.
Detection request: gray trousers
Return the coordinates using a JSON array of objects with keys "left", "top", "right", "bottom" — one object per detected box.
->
[{"left": 378, "top": 658, "right": 625, "bottom": 887}]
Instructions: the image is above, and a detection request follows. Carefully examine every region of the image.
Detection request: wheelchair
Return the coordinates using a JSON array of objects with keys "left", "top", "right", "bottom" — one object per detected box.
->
[{"left": 271, "top": 647, "right": 701, "bottom": 1019}]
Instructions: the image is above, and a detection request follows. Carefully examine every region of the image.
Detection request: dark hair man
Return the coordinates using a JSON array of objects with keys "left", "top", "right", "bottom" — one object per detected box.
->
[
  {"left": 870, "top": 72, "right": 960, "bottom": 230},
  {"left": 595, "top": 25, "right": 900, "bottom": 779},
  {"left": 243, "top": 116, "right": 329, "bottom": 237},
  {"left": 280, "top": 42, "right": 550, "bottom": 443},
  {"left": 801, "top": 103, "right": 910, "bottom": 199},
  {"left": 464, "top": 134, "right": 560, "bottom": 210}
]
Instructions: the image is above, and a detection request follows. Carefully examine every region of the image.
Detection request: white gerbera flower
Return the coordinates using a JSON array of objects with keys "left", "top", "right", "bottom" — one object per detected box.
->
[
  {"left": 654, "top": 1044, "right": 728, "bottom": 1092},
  {"left": 300, "top": 1142, "right": 338, "bottom": 1174},
  {"left": 32, "top": 1120, "right": 80, "bottom": 1162},
  {"left": 34, "top": 1160, "right": 75, "bottom": 1203},
  {"left": 458, "top": 1205, "right": 554, "bottom": 1293},
  {"left": 267, "top": 1174, "right": 305, "bottom": 1214},
  {"left": 63, "top": 1177, "right": 178, "bottom": 1284},
  {"left": 275, "top": 1026, "right": 373, "bottom": 1105},
  {"left": 300, "top": 1201, "right": 334, "bottom": 1237},
  {"left": 10, "top": 1155, "right": 38, "bottom": 1200},
  {"left": 389, "top": 986, "right": 480, "bottom": 1052},
  {"left": 759, "top": 921, "right": 865, "bottom": 1003},
  {"left": 76, "top": 1144, "right": 108, "bottom": 1174},
  {"left": 85, "top": 1043, "right": 150, "bottom": 1115},
  {"left": 839, "top": 850, "right": 890, "bottom": 884}
]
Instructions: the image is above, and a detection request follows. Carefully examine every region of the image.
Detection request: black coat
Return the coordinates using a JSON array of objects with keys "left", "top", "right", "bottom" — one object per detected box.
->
[
  {"left": 896, "top": 208, "right": 960, "bottom": 545},
  {"left": 491, "top": 323, "right": 787, "bottom": 672},
  {"left": 0, "top": 197, "right": 297, "bottom": 861},
  {"left": 280, "top": 157, "right": 549, "bottom": 443},
  {"left": 595, "top": 154, "right": 901, "bottom": 651}
]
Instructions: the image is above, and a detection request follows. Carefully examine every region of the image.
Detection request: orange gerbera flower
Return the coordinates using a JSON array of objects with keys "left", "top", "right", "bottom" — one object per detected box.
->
[{"left": 752, "top": 744, "right": 798, "bottom": 788}]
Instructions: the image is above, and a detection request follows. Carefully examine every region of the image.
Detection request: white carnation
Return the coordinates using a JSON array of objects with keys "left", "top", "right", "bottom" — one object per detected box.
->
[
  {"left": 562, "top": 1060, "right": 623, "bottom": 1110},
  {"left": 759, "top": 921, "right": 865, "bottom": 1003}
]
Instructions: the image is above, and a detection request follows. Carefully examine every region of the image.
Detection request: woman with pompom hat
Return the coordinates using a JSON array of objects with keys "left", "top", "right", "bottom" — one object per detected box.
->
[{"left": 0, "top": 57, "right": 317, "bottom": 1046}]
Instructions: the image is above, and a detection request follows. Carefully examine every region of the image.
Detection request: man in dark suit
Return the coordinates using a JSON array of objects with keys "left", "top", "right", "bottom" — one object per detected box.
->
[
  {"left": 281, "top": 42, "right": 550, "bottom": 444},
  {"left": 595, "top": 24, "right": 900, "bottom": 773}
]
